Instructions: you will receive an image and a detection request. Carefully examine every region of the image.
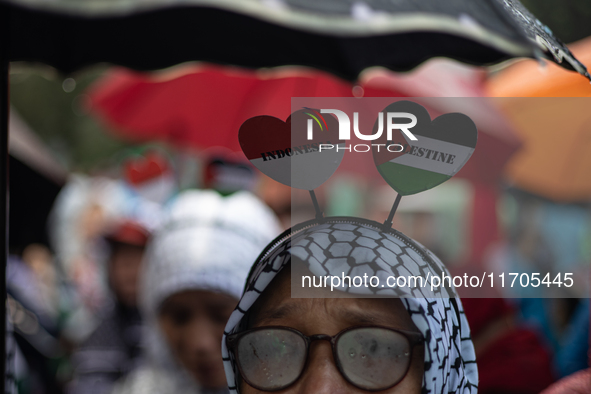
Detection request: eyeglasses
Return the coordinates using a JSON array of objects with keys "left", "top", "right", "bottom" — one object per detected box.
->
[{"left": 226, "top": 325, "right": 424, "bottom": 392}]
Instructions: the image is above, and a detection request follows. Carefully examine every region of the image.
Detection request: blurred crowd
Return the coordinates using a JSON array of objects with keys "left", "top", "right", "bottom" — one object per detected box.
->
[
  {"left": 6, "top": 147, "right": 590, "bottom": 394},
  {"left": 5, "top": 0, "right": 591, "bottom": 391},
  {"left": 6, "top": 148, "right": 283, "bottom": 394}
]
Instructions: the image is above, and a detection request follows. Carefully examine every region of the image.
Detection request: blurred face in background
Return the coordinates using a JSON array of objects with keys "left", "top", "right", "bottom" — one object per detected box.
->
[
  {"left": 158, "top": 290, "right": 238, "bottom": 389},
  {"left": 108, "top": 243, "right": 145, "bottom": 307}
]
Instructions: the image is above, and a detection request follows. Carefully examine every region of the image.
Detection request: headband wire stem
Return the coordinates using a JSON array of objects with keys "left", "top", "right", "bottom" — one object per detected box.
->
[
  {"left": 383, "top": 193, "right": 402, "bottom": 229},
  {"left": 309, "top": 189, "right": 324, "bottom": 220}
]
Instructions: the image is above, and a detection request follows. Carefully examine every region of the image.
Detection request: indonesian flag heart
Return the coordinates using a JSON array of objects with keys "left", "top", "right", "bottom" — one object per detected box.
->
[
  {"left": 372, "top": 101, "right": 477, "bottom": 195},
  {"left": 239, "top": 109, "right": 344, "bottom": 190}
]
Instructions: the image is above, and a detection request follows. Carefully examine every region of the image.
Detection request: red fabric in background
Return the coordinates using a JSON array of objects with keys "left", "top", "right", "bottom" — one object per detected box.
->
[
  {"left": 468, "top": 184, "right": 500, "bottom": 267},
  {"left": 87, "top": 65, "right": 400, "bottom": 152},
  {"left": 86, "top": 64, "right": 519, "bottom": 186},
  {"left": 478, "top": 328, "right": 555, "bottom": 394},
  {"left": 462, "top": 298, "right": 512, "bottom": 337},
  {"left": 463, "top": 298, "right": 556, "bottom": 394}
]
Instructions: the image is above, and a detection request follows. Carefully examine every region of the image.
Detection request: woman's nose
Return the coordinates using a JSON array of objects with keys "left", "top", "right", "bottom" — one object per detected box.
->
[
  {"left": 294, "top": 340, "right": 352, "bottom": 394},
  {"left": 185, "top": 318, "right": 219, "bottom": 355}
]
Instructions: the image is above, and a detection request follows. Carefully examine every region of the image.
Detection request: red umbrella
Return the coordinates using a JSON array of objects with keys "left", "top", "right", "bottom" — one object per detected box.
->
[
  {"left": 87, "top": 64, "right": 402, "bottom": 152},
  {"left": 87, "top": 62, "right": 519, "bottom": 185}
]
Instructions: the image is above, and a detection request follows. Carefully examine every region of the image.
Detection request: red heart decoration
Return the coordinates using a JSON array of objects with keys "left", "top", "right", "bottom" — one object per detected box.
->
[{"left": 239, "top": 110, "right": 344, "bottom": 190}]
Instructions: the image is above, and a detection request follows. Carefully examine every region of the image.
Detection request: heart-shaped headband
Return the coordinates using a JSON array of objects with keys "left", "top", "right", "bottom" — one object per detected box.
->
[{"left": 239, "top": 100, "right": 477, "bottom": 225}]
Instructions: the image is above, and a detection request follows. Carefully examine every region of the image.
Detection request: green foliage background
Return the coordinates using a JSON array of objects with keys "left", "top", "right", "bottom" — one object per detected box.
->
[{"left": 10, "top": 65, "right": 132, "bottom": 173}]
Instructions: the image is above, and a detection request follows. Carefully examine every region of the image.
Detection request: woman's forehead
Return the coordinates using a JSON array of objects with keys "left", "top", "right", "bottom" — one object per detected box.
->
[
  {"left": 160, "top": 289, "right": 237, "bottom": 309},
  {"left": 250, "top": 267, "right": 417, "bottom": 332}
]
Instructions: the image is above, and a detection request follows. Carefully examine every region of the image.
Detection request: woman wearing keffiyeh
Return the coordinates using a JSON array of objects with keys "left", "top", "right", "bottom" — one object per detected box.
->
[{"left": 222, "top": 217, "right": 479, "bottom": 394}]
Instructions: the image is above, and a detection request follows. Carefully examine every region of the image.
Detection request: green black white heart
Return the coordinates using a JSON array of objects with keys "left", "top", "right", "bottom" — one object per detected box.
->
[{"left": 373, "top": 101, "right": 477, "bottom": 196}]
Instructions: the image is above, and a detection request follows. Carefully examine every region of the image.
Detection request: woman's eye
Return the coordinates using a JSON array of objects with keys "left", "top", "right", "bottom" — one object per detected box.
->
[
  {"left": 168, "top": 308, "right": 192, "bottom": 326},
  {"left": 207, "top": 305, "right": 234, "bottom": 324},
  {"left": 210, "top": 310, "right": 231, "bottom": 324}
]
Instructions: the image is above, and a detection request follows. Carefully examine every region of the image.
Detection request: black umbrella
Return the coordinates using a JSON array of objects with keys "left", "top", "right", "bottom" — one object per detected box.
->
[
  {"left": 0, "top": 0, "right": 589, "bottom": 387},
  {"left": 2, "top": 0, "right": 589, "bottom": 78}
]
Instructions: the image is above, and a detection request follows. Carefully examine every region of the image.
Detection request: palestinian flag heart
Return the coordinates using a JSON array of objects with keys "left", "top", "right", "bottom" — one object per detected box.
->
[{"left": 372, "top": 101, "right": 477, "bottom": 195}]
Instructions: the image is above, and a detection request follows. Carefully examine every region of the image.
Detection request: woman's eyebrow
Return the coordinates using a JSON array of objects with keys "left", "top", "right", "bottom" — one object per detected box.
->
[
  {"left": 254, "top": 302, "right": 305, "bottom": 324},
  {"left": 343, "top": 310, "right": 389, "bottom": 324},
  {"left": 336, "top": 307, "right": 412, "bottom": 329}
]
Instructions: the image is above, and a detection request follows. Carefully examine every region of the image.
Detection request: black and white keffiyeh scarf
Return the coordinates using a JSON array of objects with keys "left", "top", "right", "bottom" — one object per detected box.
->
[{"left": 223, "top": 217, "right": 478, "bottom": 394}]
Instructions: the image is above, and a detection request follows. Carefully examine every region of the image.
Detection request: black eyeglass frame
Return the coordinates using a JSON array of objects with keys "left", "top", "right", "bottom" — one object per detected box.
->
[{"left": 226, "top": 325, "right": 425, "bottom": 392}]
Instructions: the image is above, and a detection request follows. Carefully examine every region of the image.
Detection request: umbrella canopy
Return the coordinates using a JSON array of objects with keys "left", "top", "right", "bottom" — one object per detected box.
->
[
  {"left": 86, "top": 65, "right": 364, "bottom": 152},
  {"left": 4, "top": 0, "right": 589, "bottom": 79},
  {"left": 488, "top": 36, "right": 591, "bottom": 98},
  {"left": 487, "top": 37, "right": 591, "bottom": 202},
  {"left": 86, "top": 62, "right": 521, "bottom": 186}
]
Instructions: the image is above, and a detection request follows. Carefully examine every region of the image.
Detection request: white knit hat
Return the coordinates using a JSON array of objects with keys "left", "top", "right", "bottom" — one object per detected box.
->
[
  {"left": 141, "top": 189, "right": 282, "bottom": 318},
  {"left": 139, "top": 189, "right": 281, "bottom": 384}
]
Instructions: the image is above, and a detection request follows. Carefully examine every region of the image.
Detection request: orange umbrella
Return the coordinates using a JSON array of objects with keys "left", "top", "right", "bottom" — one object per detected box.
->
[{"left": 487, "top": 37, "right": 591, "bottom": 202}]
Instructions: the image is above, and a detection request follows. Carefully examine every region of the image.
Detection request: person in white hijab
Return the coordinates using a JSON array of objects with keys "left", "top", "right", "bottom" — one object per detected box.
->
[{"left": 112, "top": 190, "right": 281, "bottom": 394}]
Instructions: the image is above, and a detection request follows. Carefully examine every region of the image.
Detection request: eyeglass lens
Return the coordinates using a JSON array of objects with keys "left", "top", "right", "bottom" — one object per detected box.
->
[
  {"left": 235, "top": 327, "right": 413, "bottom": 391},
  {"left": 336, "top": 328, "right": 412, "bottom": 390},
  {"left": 237, "top": 329, "right": 307, "bottom": 390}
]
